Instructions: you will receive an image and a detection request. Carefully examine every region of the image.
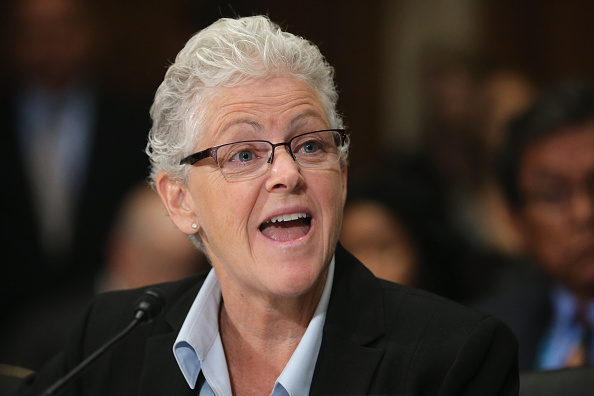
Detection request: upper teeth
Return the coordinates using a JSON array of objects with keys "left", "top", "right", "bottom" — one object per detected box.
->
[{"left": 266, "top": 213, "right": 308, "bottom": 224}]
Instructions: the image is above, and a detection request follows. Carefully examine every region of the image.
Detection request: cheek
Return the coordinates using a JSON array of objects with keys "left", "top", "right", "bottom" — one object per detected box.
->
[
  {"left": 224, "top": 189, "right": 257, "bottom": 225},
  {"left": 194, "top": 179, "right": 260, "bottom": 243},
  {"left": 316, "top": 173, "right": 346, "bottom": 232},
  {"left": 523, "top": 215, "right": 568, "bottom": 271}
]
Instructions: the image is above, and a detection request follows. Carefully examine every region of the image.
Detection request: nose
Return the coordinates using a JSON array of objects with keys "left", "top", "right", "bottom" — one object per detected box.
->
[
  {"left": 264, "top": 146, "right": 303, "bottom": 193},
  {"left": 570, "top": 189, "right": 594, "bottom": 227}
]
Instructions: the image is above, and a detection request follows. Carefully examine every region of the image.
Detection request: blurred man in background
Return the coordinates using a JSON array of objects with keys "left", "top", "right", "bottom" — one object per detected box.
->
[
  {"left": 0, "top": 0, "right": 151, "bottom": 319},
  {"left": 478, "top": 83, "right": 594, "bottom": 371}
]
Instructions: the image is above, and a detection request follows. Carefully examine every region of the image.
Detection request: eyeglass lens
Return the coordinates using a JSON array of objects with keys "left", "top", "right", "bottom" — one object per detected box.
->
[{"left": 216, "top": 130, "right": 342, "bottom": 178}]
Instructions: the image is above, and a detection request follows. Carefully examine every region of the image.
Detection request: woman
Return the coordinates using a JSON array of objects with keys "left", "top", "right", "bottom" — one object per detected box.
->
[
  {"left": 151, "top": 15, "right": 349, "bottom": 395},
  {"left": 20, "top": 16, "right": 518, "bottom": 396}
]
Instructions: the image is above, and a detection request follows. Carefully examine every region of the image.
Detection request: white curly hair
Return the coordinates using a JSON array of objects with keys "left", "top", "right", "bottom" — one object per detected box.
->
[{"left": 146, "top": 15, "right": 346, "bottom": 185}]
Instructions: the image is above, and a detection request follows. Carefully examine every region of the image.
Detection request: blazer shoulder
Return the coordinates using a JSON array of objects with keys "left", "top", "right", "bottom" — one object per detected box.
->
[
  {"left": 378, "top": 279, "right": 513, "bottom": 340},
  {"left": 332, "top": 244, "right": 508, "bottom": 340},
  {"left": 82, "top": 273, "right": 208, "bottom": 335}
]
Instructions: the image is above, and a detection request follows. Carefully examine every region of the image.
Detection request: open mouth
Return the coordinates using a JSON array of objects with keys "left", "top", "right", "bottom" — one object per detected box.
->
[{"left": 259, "top": 212, "right": 312, "bottom": 242}]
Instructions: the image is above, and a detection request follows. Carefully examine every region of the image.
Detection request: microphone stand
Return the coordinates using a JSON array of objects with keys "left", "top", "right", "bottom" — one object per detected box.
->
[
  {"left": 38, "top": 289, "right": 164, "bottom": 396},
  {"left": 40, "top": 317, "right": 142, "bottom": 396}
]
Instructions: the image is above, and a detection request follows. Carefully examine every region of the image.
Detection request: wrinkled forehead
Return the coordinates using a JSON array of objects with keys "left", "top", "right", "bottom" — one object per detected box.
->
[{"left": 196, "top": 77, "right": 328, "bottom": 145}]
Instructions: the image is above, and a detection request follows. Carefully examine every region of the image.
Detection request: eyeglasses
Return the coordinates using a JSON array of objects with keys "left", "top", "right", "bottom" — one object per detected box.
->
[
  {"left": 523, "top": 175, "right": 594, "bottom": 216},
  {"left": 179, "top": 129, "right": 348, "bottom": 179}
]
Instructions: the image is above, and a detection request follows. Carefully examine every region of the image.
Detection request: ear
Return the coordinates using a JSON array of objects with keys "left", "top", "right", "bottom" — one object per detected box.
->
[
  {"left": 341, "top": 164, "right": 348, "bottom": 206},
  {"left": 155, "top": 171, "right": 199, "bottom": 235}
]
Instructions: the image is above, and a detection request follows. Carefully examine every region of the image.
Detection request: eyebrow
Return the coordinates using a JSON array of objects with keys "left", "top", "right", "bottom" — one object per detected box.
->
[
  {"left": 221, "top": 119, "right": 263, "bottom": 133},
  {"left": 288, "top": 110, "right": 327, "bottom": 130},
  {"left": 219, "top": 111, "right": 327, "bottom": 140},
  {"left": 218, "top": 119, "right": 263, "bottom": 141}
]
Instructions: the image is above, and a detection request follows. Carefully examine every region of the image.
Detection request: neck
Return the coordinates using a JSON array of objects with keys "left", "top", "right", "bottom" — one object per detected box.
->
[
  {"left": 219, "top": 269, "right": 327, "bottom": 345},
  {"left": 217, "top": 274, "right": 327, "bottom": 396}
]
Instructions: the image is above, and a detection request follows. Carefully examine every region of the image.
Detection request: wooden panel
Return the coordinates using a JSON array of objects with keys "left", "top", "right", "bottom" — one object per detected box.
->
[{"left": 480, "top": 0, "right": 594, "bottom": 86}]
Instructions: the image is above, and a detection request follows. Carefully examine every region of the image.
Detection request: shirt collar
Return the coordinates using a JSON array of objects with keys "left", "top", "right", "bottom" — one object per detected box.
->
[
  {"left": 173, "top": 257, "right": 335, "bottom": 394},
  {"left": 173, "top": 268, "right": 223, "bottom": 389},
  {"left": 275, "top": 258, "right": 334, "bottom": 395},
  {"left": 550, "top": 284, "right": 594, "bottom": 328}
]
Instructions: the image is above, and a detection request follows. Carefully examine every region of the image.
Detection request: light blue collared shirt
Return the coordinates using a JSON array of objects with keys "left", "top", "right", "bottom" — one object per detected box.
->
[
  {"left": 17, "top": 84, "right": 96, "bottom": 259},
  {"left": 537, "top": 285, "right": 594, "bottom": 369},
  {"left": 18, "top": 83, "right": 96, "bottom": 201},
  {"left": 173, "top": 258, "right": 335, "bottom": 395}
]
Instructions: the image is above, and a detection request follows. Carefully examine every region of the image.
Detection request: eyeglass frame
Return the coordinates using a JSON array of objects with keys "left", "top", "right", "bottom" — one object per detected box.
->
[
  {"left": 521, "top": 175, "right": 594, "bottom": 216},
  {"left": 179, "top": 129, "right": 348, "bottom": 177}
]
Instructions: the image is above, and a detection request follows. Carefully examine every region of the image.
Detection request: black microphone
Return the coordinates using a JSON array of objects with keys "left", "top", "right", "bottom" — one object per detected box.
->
[
  {"left": 39, "top": 288, "right": 165, "bottom": 396},
  {"left": 133, "top": 288, "right": 165, "bottom": 322}
]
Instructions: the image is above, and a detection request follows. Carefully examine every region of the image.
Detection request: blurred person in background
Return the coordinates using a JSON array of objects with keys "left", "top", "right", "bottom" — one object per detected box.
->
[
  {"left": 477, "top": 83, "right": 594, "bottom": 371},
  {"left": 340, "top": 198, "right": 419, "bottom": 288},
  {"left": 467, "top": 69, "right": 537, "bottom": 257},
  {"left": 417, "top": 51, "right": 537, "bottom": 258},
  {"left": 0, "top": 0, "right": 151, "bottom": 320},
  {"left": 417, "top": 47, "right": 481, "bottom": 198},
  {"left": 0, "top": 183, "right": 207, "bottom": 371},
  {"left": 390, "top": 50, "right": 537, "bottom": 302},
  {"left": 341, "top": 160, "right": 528, "bottom": 304},
  {"left": 100, "top": 183, "right": 209, "bottom": 291},
  {"left": 341, "top": 167, "right": 463, "bottom": 299}
]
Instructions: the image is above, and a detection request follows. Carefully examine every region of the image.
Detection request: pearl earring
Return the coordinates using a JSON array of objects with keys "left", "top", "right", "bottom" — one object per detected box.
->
[{"left": 191, "top": 223, "right": 198, "bottom": 230}]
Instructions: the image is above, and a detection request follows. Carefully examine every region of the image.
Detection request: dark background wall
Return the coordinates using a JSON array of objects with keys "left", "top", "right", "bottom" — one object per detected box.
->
[
  {"left": 92, "top": 0, "right": 383, "bottom": 176},
  {"left": 480, "top": 0, "right": 594, "bottom": 88},
  {"left": 3, "top": 0, "right": 594, "bottom": 174}
]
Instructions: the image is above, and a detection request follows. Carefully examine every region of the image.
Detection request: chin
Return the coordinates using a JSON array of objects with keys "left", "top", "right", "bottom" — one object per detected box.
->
[{"left": 268, "top": 263, "right": 327, "bottom": 298}]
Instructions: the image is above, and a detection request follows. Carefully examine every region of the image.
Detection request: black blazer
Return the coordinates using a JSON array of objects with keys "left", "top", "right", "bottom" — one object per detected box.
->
[
  {"left": 475, "top": 278, "right": 552, "bottom": 371},
  {"left": 20, "top": 245, "right": 519, "bottom": 395}
]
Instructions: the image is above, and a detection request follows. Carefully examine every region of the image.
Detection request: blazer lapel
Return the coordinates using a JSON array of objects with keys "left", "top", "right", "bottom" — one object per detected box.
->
[
  {"left": 311, "top": 333, "right": 385, "bottom": 395},
  {"left": 310, "top": 244, "right": 386, "bottom": 394},
  {"left": 138, "top": 333, "right": 193, "bottom": 396},
  {"left": 138, "top": 277, "right": 205, "bottom": 396}
]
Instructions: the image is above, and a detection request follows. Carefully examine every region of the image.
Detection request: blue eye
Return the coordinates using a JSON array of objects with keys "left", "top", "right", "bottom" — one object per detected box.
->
[
  {"left": 235, "top": 150, "right": 254, "bottom": 162},
  {"left": 302, "top": 141, "right": 319, "bottom": 154}
]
